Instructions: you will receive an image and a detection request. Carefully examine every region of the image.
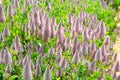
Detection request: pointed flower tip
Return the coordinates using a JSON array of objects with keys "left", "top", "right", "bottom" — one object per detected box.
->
[{"left": 44, "top": 66, "right": 51, "bottom": 80}]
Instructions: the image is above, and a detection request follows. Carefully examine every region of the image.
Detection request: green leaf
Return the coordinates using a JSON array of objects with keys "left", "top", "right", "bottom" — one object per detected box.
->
[{"left": 10, "top": 75, "right": 19, "bottom": 80}]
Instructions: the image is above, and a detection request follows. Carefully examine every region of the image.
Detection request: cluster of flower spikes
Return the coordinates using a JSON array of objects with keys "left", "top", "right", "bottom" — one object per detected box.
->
[
  {"left": 21, "top": 7, "right": 116, "bottom": 79},
  {"left": 0, "top": 0, "right": 118, "bottom": 80}
]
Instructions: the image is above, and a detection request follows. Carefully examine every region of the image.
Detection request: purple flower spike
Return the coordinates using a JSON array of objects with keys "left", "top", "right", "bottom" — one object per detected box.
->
[
  {"left": 51, "top": 17, "right": 56, "bottom": 27},
  {"left": 12, "top": 35, "right": 23, "bottom": 53},
  {"left": 50, "top": 23, "right": 55, "bottom": 38},
  {"left": 56, "top": 53, "right": 62, "bottom": 64},
  {"left": 72, "top": 37, "right": 78, "bottom": 55},
  {"left": 3, "top": 26, "right": 10, "bottom": 38},
  {"left": 43, "top": 66, "right": 51, "bottom": 80},
  {"left": 116, "top": 72, "right": 120, "bottom": 80},
  {"left": 23, "top": 62, "right": 32, "bottom": 80},
  {"left": 4, "top": 48, "right": 12, "bottom": 65},
  {"left": 89, "top": 41, "right": 96, "bottom": 53},
  {"left": 57, "top": 67, "right": 62, "bottom": 77},
  {"left": 100, "top": 45, "right": 105, "bottom": 56},
  {"left": 36, "top": 64, "right": 41, "bottom": 76},
  {"left": 59, "top": 58, "right": 66, "bottom": 69},
  {"left": 89, "top": 61, "right": 96, "bottom": 72},
  {"left": 23, "top": 54, "right": 31, "bottom": 65},
  {"left": 57, "top": 34, "right": 64, "bottom": 46},
  {"left": 43, "top": 17, "right": 51, "bottom": 42},
  {"left": 112, "top": 71, "right": 116, "bottom": 79},
  {"left": 25, "top": 0, "right": 30, "bottom": 5},
  {"left": 82, "top": 30, "right": 88, "bottom": 42},
  {"left": 0, "top": 33, "right": 4, "bottom": 42},
  {"left": 47, "top": 3, "right": 52, "bottom": 11},
  {"left": 112, "top": 53, "right": 118, "bottom": 62},
  {"left": 72, "top": 52, "right": 79, "bottom": 64},
  {"left": 71, "top": 31, "right": 77, "bottom": 38},
  {"left": 49, "top": 47, "right": 54, "bottom": 56},
  {"left": 31, "top": 61, "right": 35, "bottom": 71},
  {"left": 8, "top": 4, "right": 14, "bottom": 19},
  {"left": 36, "top": 54, "right": 43, "bottom": 67},
  {"left": 5, "top": 64, "right": 12, "bottom": 74},
  {"left": 95, "top": 49, "right": 102, "bottom": 62},
  {"left": 60, "top": 0, "right": 64, "bottom": 3},
  {"left": 112, "top": 61, "right": 120, "bottom": 72},
  {"left": 81, "top": 42, "right": 89, "bottom": 55},
  {"left": 100, "top": 0, "right": 107, "bottom": 9},
  {"left": 31, "top": 21, "right": 36, "bottom": 33},
  {"left": 104, "top": 36, "right": 110, "bottom": 45},
  {"left": 22, "top": 24, "right": 27, "bottom": 34},
  {"left": 98, "top": 21, "right": 106, "bottom": 38},
  {"left": 68, "top": 14, "right": 72, "bottom": 25},
  {"left": 57, "top": 23, "right": 62, "bottom": 36},
  {"left": 0, "top": 4, "right": 6, "bottom": 22},
  {"left": 56, "top": 45, "right": 63, "bottom": 54},
  {"left": 90, "top": 31, "right": 95, "bottom": 40},
  {"left": 75, "top": 19, "right": 80, "bottom": 33},
  {"left": 13, "top": 0, "right": 19, "bottom": 8},
  {"left": 64, "top": 37, "right": 70, "bottom": 50},
  {"left": 34, "top": 8, "right": 40, "bottom": 27}
]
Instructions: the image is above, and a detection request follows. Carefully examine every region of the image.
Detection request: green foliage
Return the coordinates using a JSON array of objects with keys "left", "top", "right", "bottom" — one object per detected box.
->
[
  {"left": 105, "top": 74, "right": 113, "bottom": 80},
  {"left": 10, "top": 75, "right": 19, "bottom": 80},
  {"left": 113, "top": 0, "right": 120, "bottom": 9}
]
